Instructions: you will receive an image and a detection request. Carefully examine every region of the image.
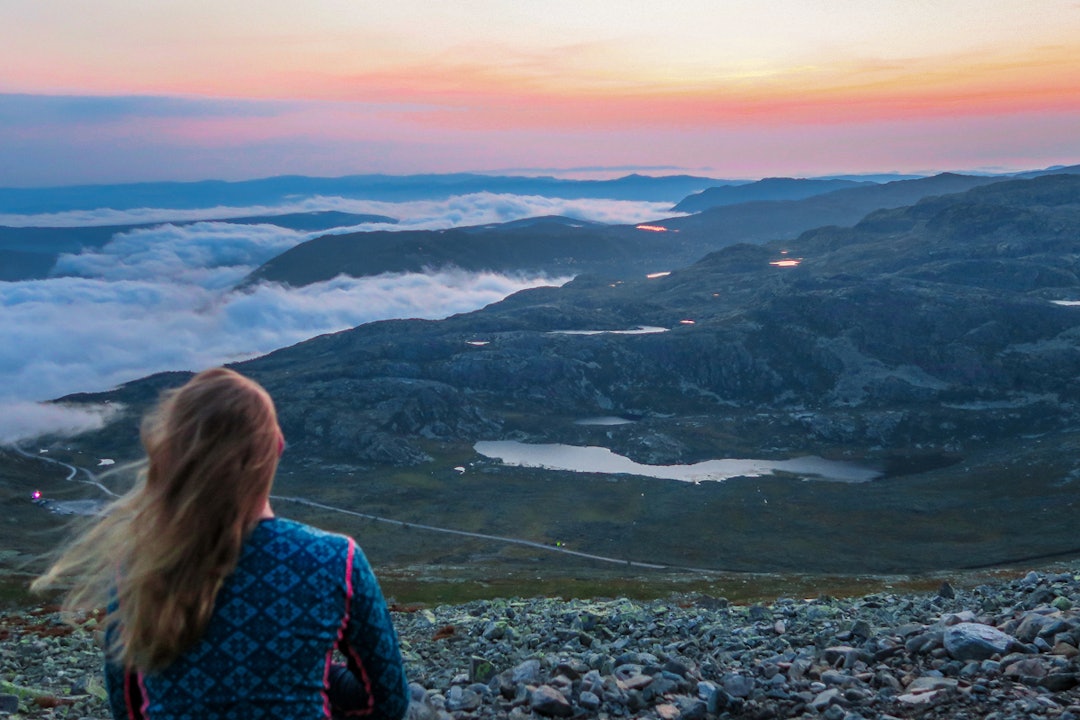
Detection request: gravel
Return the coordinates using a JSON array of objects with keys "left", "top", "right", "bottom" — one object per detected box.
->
[{"left": 2, "top": 567, "right": 1079, "bottom": 719}]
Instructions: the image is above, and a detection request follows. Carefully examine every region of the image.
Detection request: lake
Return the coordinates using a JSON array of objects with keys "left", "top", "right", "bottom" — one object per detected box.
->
[{"left": 474, "top": 440, "right": 880, "bottom": 483}]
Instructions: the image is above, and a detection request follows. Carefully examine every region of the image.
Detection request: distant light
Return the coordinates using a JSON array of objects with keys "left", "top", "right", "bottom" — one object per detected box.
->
[
  {"left": 769, "top": 258, "right": 802, "bottom": 267},
  {"left": 679, "top": 319, "right": 696, "bottom": 325},
  {"left": 31, "top": 490, "right": 42, "bottom": 500},
  {"left": 646, "top": 271, "right": 671, "bottom": 279},
  {"left": 636, "top": 224, "right": 669, "bottom": 232},
  {"left": 465, "top": 340, "right": 489, "bottom": 346}
]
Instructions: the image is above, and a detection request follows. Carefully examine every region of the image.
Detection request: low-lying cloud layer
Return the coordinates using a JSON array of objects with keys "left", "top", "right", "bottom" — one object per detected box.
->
[
  {"left": 0, "top": 192, "right": 678, "bottom": 228},
  {"left": 1, "top": 192, "right": 648, "bottom": 443},
  {"left": 0, "top": 401, "right": 119, "bottom": 445},
  {"left": 2, "top": 270, "right": 562, "bottom": 404}
]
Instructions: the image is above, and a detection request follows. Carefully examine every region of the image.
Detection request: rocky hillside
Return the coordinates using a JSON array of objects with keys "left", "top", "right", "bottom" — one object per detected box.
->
[{"left": 3, "top": 566, "right": 1079, "bottom": 719}]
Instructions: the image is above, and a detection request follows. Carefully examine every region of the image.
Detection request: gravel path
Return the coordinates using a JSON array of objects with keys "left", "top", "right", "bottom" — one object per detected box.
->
[{"left": 2, "top": 567, "right": 1079, "bottom": 719}]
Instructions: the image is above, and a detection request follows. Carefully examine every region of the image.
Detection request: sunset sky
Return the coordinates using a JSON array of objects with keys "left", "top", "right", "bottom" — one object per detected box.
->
[{"left": 2, "top": 0, "right": 1079, "bottom": 186}]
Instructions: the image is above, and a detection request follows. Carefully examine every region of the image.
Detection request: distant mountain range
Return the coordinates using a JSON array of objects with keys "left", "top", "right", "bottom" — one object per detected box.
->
[
  {"left": 6, "top": 165, "right": 1078, "bottom": 284},
  {"left": 245, "top": 172, "right": 1010, "bottom": 286},
  {"left": 672, "top": 177, "right": 873, "bottom": 212},
  {"left": 0, "top": 173, "right": 730, "bottom": 214}
]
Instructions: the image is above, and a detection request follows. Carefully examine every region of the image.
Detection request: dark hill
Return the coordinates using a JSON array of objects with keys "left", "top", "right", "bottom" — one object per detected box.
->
[
  {"left": 245, "top": 173, "right": 1004, "bottom": 288},
  {"left": 672, "top": 176, "right": 871, "bottom": 212}
]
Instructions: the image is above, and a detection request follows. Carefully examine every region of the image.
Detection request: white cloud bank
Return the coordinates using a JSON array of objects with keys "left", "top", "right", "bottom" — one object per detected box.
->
[
  {"left": 0, "top": 192, "right": 610, "bottom": 444},
  {"left": 0, "top": 401, "right": 120, "bottom": 445},
  {"left": 0, "top": 192, "right": 678, "bottom": 229}
]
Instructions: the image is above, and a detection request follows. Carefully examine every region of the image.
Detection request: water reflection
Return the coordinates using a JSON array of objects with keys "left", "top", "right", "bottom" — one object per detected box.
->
[
  {"left": 549, "top": 326, "right": 669, "bottom": 335},
  {"left": 475, "top": 440, "right": 880, "bottom": 484},
  {"left": 574, "top": 416, "right": 636, "bottom": 426}
]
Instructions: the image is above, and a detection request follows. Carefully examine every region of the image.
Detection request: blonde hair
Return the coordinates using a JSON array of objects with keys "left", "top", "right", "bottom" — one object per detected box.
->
[{"left": 32, "top": 368, "right": 283, "bottom": 671}]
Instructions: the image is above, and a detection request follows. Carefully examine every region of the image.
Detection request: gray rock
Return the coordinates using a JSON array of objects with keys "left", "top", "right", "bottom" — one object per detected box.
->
[
  {"left": 1015, "top": 613, "right": 1057, "bottom": 642},
  {"left": 469, "top": 656, "right": 497, "bottom": 683},
  {"left": 943, "top": 622, "right": 1015, "bottom": 661},
  {"left": 530, "top": 685, "right": 573, "bottom": 717},
  {"left": 578, "top": 690, "right": 601, "bottom": 711},
  {"left": 511, "top": 658, "right": 542, "bottom": 684},
  {"left": 445, "top": 685, "right": 482, "bottom": 712},
  {"left": 810, "top": 687, "right": 843, "bottom": 712},
  {"left": 721, "top": 672, "right": 754, "bottom": 699},
  {"left": 823, "top": 705, "right": 846, "bottom": 720}
]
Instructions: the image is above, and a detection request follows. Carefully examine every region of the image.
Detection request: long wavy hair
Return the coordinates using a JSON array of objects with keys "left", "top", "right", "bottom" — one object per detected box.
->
[{"left": 33, "top": 368, "right": 283, "bottom": 671}]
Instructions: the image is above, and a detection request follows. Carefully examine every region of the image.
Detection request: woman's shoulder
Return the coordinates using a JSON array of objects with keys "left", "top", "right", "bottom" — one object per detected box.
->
[{"left": 255, "top": 517, "right": 355, "bottom": 552}]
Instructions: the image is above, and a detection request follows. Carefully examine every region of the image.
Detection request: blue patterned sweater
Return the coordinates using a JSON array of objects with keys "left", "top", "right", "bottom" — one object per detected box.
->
[{"left": 105, "top": 518, "right": 409, "bottom": 719}]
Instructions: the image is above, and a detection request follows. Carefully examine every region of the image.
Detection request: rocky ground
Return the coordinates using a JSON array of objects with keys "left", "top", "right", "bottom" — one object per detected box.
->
[{"left": 1, "top": 567, "right": 1079, "bottom": 719}]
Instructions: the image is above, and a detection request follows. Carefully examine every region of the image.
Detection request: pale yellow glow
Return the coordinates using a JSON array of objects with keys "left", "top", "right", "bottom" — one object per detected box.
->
[{"left": 3, "top": 0, "right": 1079, "bottom": 102}]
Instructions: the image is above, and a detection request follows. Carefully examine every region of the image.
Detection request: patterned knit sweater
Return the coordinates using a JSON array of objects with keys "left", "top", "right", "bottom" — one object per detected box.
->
[{"left": 106, "top": 518, "right": 409, "bottom": 719}]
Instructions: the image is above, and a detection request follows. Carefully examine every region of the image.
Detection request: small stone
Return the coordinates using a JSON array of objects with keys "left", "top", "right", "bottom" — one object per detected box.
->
[
  {"left": 1041, "top": 673, "right": 1079, "bottom": 692},
  {"left": 898, "top": 690, "right": 943, "bottom": 706},
  {"left": 445, "top": 686, "right": 482, "bottom": 712},
  {"left": 578, "top": 690, "right": 601, "bottom": 711},
  {"left": 937, "top": 581, "right": 956, "bottom": 599},
  {"left": 823, "top": 646, "right": 860, "bottom": 668},
  {"left": 822, "top": 705, "right": 846, "bottom": 720},
  {"left": 809, "top": 687, "right": 843, "bottom": 712},
  {"left": 1021, "top": 571, "right": 1041, "bottom": 586},
  {"left": 1004, "top": 657, "right": 1047, "bottom": 679},
  {"left": 530, "top": 685, "right": 573, "bottom": 718},
  {"left": 721, "top": 673, "right": 754, "bottom": 699},
  {"left": 511, "top": 659, "right": 541, "bottom": 684},
  {"left": 470, "top": 656, "right": 496, "bottom": 683},
  {"left": 906, "top": 677, "right": 958, "bottom": 693},
  {"left": 748, "top": 605, "right": 769, "bottom": 622},
  {"left": 0, "top": 695, "right": 19, "bottom": 714},
  {"left": 1051, "top": 641, "right": 1079, "bottom": 657},
  {"left": 1052, "top": 596, "right": 1073, "bottom": 611},
  {"left": 656, "top": 703, "right": 680, "bottom": 720},
  {"left": 619, "top": 673, "right": 654, "bottom": 691},
  {"left": 943, "top": 622, "right": 1015, "bottom": 661},
  {"left": 679, "top": 699, "right": 708, "bottom": 720}
]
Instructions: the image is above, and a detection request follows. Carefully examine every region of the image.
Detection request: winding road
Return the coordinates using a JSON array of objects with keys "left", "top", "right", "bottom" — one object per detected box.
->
[{"left": 10, "top": 444, "right": 119, "bottom": 497}]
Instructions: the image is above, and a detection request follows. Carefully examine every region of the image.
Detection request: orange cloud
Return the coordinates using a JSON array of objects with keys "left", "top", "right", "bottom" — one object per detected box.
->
[{"left": 293, "top": 42, "right": 1080, "bottom": 132}]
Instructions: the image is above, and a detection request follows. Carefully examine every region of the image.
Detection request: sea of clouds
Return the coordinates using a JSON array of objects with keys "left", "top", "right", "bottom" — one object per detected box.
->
[{"left": 0, "top": 193, "right": 675, "bottom": 443}]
